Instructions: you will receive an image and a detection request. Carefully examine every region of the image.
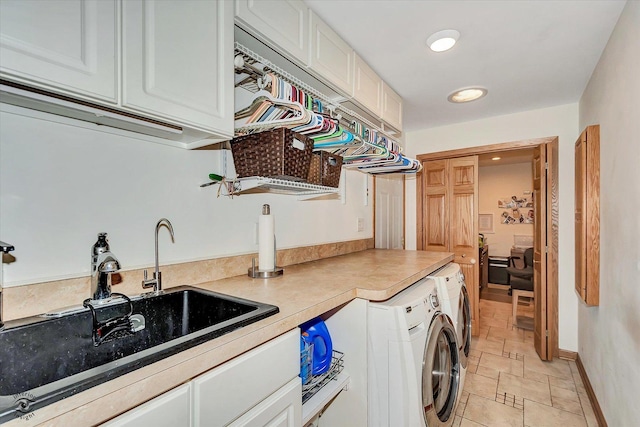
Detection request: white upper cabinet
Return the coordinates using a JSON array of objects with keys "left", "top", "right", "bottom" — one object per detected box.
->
[
  {"left": 122, "top": 0, "right": 234, "bottom": 134},
  {"left": 308, "top": 11, "right": 354, "bottom": 97},
  {"left": 0, "top": 0, "right": 117, "bottom": 102},
  {"left": 381, "top": 82, "right": 403, "bottom": 131},
  {"left": 353, "top": 54, "right": 382, "bottom": 118},
  {"left": 235, "top": 0, "right": 309, "bottom": 66}
]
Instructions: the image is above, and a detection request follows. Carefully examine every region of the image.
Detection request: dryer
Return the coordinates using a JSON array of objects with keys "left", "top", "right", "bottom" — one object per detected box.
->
[
  {"left": 428, "top": 263, "right": 472, "bottom": 408},
  {"left": 368, "top": 276, "right": 460, "bottom": 427}
]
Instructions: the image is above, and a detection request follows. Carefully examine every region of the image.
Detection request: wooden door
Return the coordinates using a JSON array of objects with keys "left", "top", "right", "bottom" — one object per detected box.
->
[
  {"left": 449, "top": 157, "right": 479, "bottom": 335},
  {"left": 421, "top": 157, "right": 479, "bottom": 335},
  {"left": 422, "top": 160, "right": 449, "bottom": 252},
  {"left": 574, "top": 126, "right": 600, "bottom": 305},
  {"left": 533, "top": 143, "right": 557, "bottom": 361}
]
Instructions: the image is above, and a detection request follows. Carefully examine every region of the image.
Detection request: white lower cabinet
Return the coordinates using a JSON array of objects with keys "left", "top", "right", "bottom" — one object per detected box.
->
[
  {"left": 101, "top": 383, "right": 192, "bottom": 427},
  {"left": 100, "top": 329, "right": 299, "bottom": 427},
  {"left": 192, "top": 328, "right": 299, "bottom": 426},
  {"left": 308, "top": 298, "right": 368, "bottom": 427},
  {"left": 229, "top": 378, "right": 301, "bottom": 427}
]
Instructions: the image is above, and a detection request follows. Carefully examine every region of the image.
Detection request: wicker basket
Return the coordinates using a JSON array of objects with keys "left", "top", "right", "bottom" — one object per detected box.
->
[
  {"left": 230, "top": 128, "right": 314, "bottom": 181},
  {"left": 307, "top": 151, "right": 343, "bottom": 188}
]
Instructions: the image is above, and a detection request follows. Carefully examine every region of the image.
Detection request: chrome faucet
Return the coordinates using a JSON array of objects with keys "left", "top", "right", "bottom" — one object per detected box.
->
[
  {"left": 142, "top": 218, "right": 174, "bottom": 294},
  {"left": 90, "top": 233, "right": 121, "bottom": 302}
]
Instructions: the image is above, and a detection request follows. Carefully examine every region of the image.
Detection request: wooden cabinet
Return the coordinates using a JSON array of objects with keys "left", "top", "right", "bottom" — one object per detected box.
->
[
  {"left": 575, "top": 125, "right": 600, "bottom": 306},
  {"left": 381, "top": 82, "right": 403, "bottom": 131},
  {"left": 353, "top": 54, "right": 382, "bottom": 117},
  {"left": 234, "top": 0, "right": 309, "bottom": 66},
  {"left": 0, "top": 0, "right": 117, "bottom": 102},
  {"left": 101, "top": 384, "right": 191, "bottom": 427},
  {"left": 192, "top": 329, "right": 300, "bottom": 426},
  {"left": 122, "top": 0, "right": 234, "bottom": 134},
  {"left": 308, "top": 11, "right": 354, "bottom": 97}
]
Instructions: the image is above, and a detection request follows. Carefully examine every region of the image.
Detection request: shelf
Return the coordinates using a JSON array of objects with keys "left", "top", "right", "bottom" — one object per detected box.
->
[
  {"left": 224, "top": 176, "right": 340, "bottom": 197},
  {"left": 301, "top": 369, "right": 350, "bottom": 424}
]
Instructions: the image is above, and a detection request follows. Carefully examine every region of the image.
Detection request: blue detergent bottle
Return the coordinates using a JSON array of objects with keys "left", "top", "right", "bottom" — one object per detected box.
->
[{"left": 300, "top": 317, "right": 333, "bottom": 375}]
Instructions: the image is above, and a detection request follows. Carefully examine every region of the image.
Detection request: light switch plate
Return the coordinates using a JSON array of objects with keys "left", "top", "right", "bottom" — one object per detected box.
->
[{"left": 357, "top": 217, "right": 365, "bottom": 232}]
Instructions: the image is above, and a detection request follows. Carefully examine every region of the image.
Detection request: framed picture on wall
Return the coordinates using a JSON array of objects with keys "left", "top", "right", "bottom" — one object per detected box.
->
[{"left": 478, "top": 213, "right": 494, "bottom": 233}]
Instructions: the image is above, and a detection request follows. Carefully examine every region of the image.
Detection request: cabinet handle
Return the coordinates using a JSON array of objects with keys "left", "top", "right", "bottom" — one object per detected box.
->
[{"left": 461, "top": 254, "right": 466, "bottom": 258}]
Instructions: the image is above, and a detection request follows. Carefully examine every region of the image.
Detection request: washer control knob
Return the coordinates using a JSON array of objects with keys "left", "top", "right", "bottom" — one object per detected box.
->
[{"left": 429, "top": 294, "right": 439, "bottom": 309}]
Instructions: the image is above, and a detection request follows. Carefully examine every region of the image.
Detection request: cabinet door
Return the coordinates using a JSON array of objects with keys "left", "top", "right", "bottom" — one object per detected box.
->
[
  {"left": 0, "top": 0, "right": 117, "bottom": 102},
  {"left": 574, "top": 125, "right": 600, "bottom": 306},
  {"left": 101, "top": 384, "right": 191, "bottom": 427},
  {"left": 381, "top": 82, "right": 403, "bottom": 131},
  {"left": 353, "top": 54, "right": 382, "bottom": 117},
  {"left": 122, "top": 0, "right": 234, "bottom": 134},
  {"left": 229, "top": 378, "right": 301, "bottom": 427},
  {"left": 309, "top": 11, "right": 354, "bottom": 97},
  {"left": 235, "top": 0, "right": 309, "bottom": 66},
  {"left": 192, "top": 329, "right": 299, "bottom": 426}
]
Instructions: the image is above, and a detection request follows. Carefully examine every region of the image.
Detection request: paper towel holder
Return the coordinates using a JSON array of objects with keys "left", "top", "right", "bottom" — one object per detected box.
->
[
  {"left": 248, "top": 238, "right": 283, "bottom": 278},
  {"left": 248, "top": 256, "right": 284, "bottom": 278}
]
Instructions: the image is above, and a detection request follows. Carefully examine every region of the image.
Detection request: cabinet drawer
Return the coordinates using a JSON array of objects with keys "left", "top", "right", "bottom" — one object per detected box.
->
[
  {"left": 229, "top": 378, "right": 301, "bottom": 427},
  {"left": 192, "top": 329, "right": 299, "bottom": 426},
  {"left": 101, "top": 383, "right": 191, "bottom": 427}
]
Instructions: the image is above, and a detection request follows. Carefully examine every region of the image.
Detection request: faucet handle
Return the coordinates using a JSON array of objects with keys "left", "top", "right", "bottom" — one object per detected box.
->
[{"left": 142, "top": 269, "right": 153, "bottom": 289}]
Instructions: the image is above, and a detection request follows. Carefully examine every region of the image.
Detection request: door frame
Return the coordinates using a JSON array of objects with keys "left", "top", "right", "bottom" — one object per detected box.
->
[{"left": 415, "top": 136, "right": 559, "bottom": 358}]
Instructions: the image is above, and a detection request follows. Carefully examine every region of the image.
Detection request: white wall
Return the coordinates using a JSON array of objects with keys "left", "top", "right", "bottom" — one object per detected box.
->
[
  {"left": 0, "top": 107, "right": 373, "bottom": 287},
  {"left": 404, "top": 103, "right": 579, "bottom": 351},
  {"left": 479, "top": 162, "right": 534, "bottom": 257},
  {"left": 578, "top": 1, "right": 640, "bottom": 424}
]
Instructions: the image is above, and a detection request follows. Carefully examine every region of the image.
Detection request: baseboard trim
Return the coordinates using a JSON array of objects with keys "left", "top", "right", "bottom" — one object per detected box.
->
[
  {"left": 576, "top": 354, "right": 608, "bottom": 427},
  {"left": 558, "top": 349, "right": 577, "bottom": 360}
]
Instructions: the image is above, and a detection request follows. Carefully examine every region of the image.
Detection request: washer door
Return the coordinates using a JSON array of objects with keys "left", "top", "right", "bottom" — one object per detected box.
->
[
  {"left": 422, "top": 313, "right": 460, "bottom": 426},
  {"left": 457, "top": 285, "right": 472, "bottom": 368}
]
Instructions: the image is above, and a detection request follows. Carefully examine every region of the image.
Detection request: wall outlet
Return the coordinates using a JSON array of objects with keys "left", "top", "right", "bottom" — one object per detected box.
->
[{"left": 357, "top": 217, "right": 365, "bottom": 232}]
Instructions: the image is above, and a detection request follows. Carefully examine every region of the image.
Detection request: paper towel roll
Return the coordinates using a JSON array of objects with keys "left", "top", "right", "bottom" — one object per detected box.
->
[{"left": 258, "top": 205, "right": 275, "bottom": 271}]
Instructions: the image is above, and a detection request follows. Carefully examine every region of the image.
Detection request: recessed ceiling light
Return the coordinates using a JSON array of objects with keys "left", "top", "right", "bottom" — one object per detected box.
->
[
  {"left": 448, "top": 87, "right": 488, "bottom": 103},
  {"left": 492, "top": 157, "right": 501, "bottom": 161},
  {"left": 427, "top": 29, "right": 460, "bottom": 52}
]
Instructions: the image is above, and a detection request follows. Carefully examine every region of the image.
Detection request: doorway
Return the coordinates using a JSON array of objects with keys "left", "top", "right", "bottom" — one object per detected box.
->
[
  {"left": 416, "top": 137, "right": 558, "bottom": 361},
  {"left": 477, "top": 149, "right": 535, "bottom": 304}
]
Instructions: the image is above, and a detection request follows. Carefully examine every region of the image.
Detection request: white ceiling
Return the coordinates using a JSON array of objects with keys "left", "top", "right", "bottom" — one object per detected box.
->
[{"left": 305, "top": 0, "right": 626, "bottom": 132}]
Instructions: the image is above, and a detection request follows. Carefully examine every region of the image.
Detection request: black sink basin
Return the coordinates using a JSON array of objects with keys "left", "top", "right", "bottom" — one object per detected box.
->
[{"left": 0, "top": 287, "right": 278, "bottom": 422}]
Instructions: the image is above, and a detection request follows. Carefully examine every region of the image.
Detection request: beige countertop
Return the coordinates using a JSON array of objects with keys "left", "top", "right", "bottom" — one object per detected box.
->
[{"left": 7, "top": 249, "right": 453, "bottom": 427}]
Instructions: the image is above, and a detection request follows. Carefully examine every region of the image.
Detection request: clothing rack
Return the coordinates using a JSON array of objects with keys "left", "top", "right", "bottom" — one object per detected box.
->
[{"left": 234, "top": 42, "right": 421, "bottom": 174}]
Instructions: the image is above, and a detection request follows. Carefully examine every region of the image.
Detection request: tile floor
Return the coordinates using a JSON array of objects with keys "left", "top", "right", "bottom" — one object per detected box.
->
[{"left": 453, "top": 299, "right": 598, "bottom": 427}]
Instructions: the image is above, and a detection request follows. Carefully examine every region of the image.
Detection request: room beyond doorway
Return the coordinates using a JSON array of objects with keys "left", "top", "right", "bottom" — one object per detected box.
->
[{"left": 478, "top": 149, "right": 534, "bottom": 305}]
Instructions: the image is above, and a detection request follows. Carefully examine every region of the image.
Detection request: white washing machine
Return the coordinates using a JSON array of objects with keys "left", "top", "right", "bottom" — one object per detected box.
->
[
  {"left": 428, "top": 263, "right": 472, "bottom": 408},
  {"left": 368, "top": 276, "right": 460, "bottom": 427}
]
